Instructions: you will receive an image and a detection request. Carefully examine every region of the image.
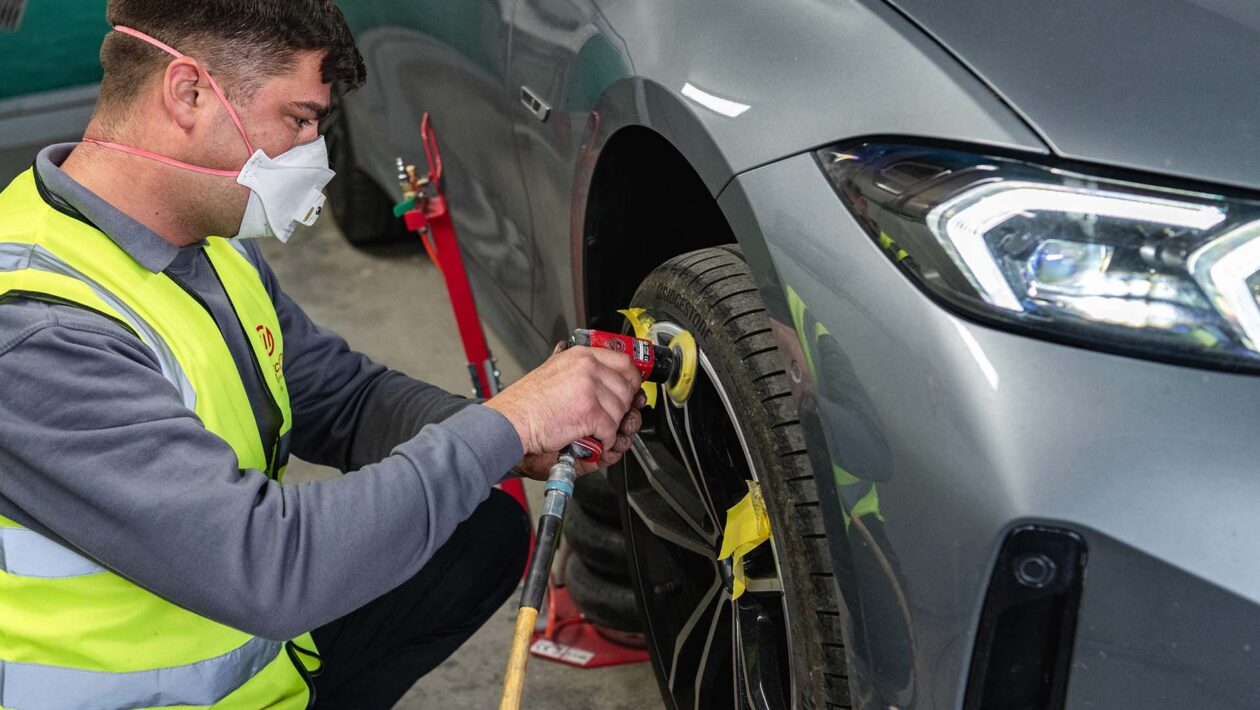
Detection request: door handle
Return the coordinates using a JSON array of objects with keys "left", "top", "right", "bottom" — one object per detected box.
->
[{"left": 520, "top": 86, "right": 551, "bottom": 122}]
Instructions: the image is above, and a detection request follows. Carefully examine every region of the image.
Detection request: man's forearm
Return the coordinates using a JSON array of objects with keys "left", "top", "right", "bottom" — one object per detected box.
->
[
  {"left": 247, "top": 242, "right": 477, "bottom": 471},
  {"left": 218, "top": 403, "right": 522, "bottom": 640},
  {"left": 344, "top": 370, "right": 476, "bottom": 470}
]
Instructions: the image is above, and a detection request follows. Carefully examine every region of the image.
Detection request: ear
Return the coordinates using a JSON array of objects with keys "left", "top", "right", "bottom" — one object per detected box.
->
[{"left": 161, "top": 57, "right": 207, "bottom": 132}]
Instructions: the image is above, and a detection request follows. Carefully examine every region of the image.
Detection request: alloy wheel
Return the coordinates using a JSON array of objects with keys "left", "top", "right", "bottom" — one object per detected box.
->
[{"left": 623, "top": 321, "right": 796, "bottom": 710}]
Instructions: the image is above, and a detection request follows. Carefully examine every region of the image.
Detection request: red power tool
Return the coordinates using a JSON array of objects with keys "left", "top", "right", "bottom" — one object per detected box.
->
[{"left": 564, "top": 328, "right": 682, "bottom": 463}]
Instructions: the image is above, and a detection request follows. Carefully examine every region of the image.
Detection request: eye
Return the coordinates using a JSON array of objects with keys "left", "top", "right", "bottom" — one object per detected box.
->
[{"left": 295, "top": 117, "right": 314, "bottom": 129}]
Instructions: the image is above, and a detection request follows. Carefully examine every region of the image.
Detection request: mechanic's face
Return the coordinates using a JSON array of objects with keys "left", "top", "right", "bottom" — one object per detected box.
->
[{"left": 193, "top": 50, "right": 331, "bottom": 236}]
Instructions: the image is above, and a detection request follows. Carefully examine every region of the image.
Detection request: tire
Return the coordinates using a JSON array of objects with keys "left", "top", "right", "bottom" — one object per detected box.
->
[
  {"left": 574, "top": 469, "right": 621, "bottom": 526},
  {"left": 615, "top": 246, "right": 850, "bottom": 709},
  {"left": 566, "top": 555, "right": 642, "bottom": 633},
  {"left": 322, "top": 95, "right": 409, "bottom": 246},
  {"left": 565, "top": 501, "right": 630, "bottom": 582}
]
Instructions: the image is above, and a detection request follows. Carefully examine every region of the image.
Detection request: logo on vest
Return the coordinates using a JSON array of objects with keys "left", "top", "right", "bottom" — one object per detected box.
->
[
  {"left": 255, "top": 324, "right": 284, "bottom": 385},
  {"left": 255, "top": 325, "right": 276, "bottom": 356}
]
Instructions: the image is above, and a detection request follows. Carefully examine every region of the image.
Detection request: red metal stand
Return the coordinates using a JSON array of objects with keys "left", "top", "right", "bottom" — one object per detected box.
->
[
  {"left": 396, "top": 115, "right": 646, "bottom": 668},
  {"left": 395, "top": 114, "right": 528, "bottom": 514},
  {"left": 529, "top": 585, "right": 650, "bottom": 669}
]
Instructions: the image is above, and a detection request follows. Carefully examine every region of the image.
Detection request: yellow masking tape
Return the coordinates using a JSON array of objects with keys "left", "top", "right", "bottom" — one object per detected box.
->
[
  {"left": 618, "top": 307, "right": 659, "bottom": 408},
  {"left": 717, "top": 481, "right": 772, "bottom": 600}
]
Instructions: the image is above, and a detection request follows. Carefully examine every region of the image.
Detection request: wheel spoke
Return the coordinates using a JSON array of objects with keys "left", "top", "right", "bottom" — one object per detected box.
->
[
  {"left": 663, "top": 398, "right": 723, "bottom": 526},
  {"left": 628, "top": 319, "right": 796, "bottom": 710},
  {"left": 733, "top": 605, "right": 760, "bottom": 710},
  {"left": 734, "top": 596, "right": 787, "bottom": 710},
  {"left": 627, "top": 488, "right": 715, "bottom": 558},
  {"left": 668, "top": 579, "right": 723, "bottom": 691},
  {"left": 630, "top": 434, "right": 718, "bottom": 543},
  {"left": 684, "top": 399, "right": 726, "bottom": 522},
  {"left": 741, "top": 573, "right": 784, "bottom": 596},
  {"left": 692, "top": 589, "right": 733, "bottom": 710}
]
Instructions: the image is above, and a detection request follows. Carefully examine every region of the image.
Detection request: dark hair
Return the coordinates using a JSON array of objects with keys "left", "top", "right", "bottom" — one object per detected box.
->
[{"left": 99, "top": 0, "right": 365, "bottom": 114}]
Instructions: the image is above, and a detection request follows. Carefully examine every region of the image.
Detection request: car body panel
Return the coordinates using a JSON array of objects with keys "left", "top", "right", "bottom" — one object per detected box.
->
[
  {"left": 333, "top": 1, "right": 540, "bottom": 318},
  {"left": 508, "top": 0, "right": 632, "bottom": 336},
  {"left": 882, "top": 0, "right": 1260, "bottom": 192},
  {"left": 1067, "top": 531, "right": 1260, "bottom": 709},
  {"left": 344, "top": 3, "right": 1260, "bottom": 705},
  {"left": 727, "top": 151, "right": 1260, "bottom": 707},
  {"left": 586, "top": 0, "right": 1046, "bottom": 182},
  {"left": 494, "top": 0, "right": 1046, "bottom": 342}
]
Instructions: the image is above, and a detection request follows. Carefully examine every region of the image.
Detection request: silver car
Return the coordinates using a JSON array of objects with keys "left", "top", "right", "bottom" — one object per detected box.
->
[{"left": 331, "top": 2, "right": 1260, "bottom": 708}]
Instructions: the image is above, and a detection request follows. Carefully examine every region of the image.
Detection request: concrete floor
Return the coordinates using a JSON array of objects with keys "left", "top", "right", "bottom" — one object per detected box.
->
[{"left": 259, "top": 218, "right": 660, "bottom": 709}]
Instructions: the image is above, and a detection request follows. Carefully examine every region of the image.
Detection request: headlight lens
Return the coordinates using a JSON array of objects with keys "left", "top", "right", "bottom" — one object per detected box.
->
[{"left": 818, "top": 142, "right": 1260, "bottom": 371}]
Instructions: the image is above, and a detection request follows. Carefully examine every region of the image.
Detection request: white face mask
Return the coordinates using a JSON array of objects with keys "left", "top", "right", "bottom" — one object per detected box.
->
[
  {"left": 82, "top": 25, "right": 336, "bottom": 243},
  {"left": 235, "top": 137, "right": 335, "bottom": 242}
]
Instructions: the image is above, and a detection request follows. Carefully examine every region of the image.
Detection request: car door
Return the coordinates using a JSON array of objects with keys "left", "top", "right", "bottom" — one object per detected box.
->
[
  {"left": 348, "top": 0, "right": 536, "bottom": 318},
  {"left": 507, "top": 0, "right": 631, "bottom": 340}
]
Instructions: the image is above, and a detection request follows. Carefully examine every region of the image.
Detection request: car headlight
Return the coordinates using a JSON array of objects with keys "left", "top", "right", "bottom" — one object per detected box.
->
[{"left": 818, "top": 142, "right": 1260, "bottom": 371}]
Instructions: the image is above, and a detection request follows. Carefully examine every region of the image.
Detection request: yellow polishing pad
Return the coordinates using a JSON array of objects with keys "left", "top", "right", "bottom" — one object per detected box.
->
[
  {"left": 665, "top": 329, "right": 698, "bottom": 405},
  {"left": 717, "top": 481, "right": 772, "bottom": 600}
]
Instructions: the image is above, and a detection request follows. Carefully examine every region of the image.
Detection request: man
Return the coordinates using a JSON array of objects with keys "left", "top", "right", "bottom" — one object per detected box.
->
[{"left": 0, "top": 1, "right": 646, "bottom": 708}]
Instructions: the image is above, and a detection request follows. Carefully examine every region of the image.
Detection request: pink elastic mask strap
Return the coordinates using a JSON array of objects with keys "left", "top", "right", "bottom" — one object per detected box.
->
[
  {"left": 113, "top": 25, "right": 254, "bottom": 156},
  {"left": 82, "top": 138, "right": 240, "bottom": 177}
]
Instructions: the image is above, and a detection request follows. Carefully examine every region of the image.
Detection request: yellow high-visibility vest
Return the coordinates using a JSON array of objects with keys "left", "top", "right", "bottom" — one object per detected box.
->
[{"left": 0, "top": 168, "right": 319, "bottom": 709}]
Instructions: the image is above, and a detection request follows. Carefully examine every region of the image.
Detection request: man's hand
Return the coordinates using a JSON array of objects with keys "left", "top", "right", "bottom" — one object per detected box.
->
[
  {"left": 486, "top": 342, "right": 644, "bottom": 465},
  {"left": 513, "top": 390, "right": 647, "bottom": 479}
]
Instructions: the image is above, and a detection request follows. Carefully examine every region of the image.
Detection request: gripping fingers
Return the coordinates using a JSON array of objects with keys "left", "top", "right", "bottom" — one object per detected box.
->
[
  {"left": 574, "top": 349, "right": 633, "bottom": 394},
  {"left": 600, "top": 369, "right": 640, "bottom": 409},
  {"left": 619, "top": 409, "right": 642, "bottom": 437},
  {"left": 590, "top": 388, "right": 625, "bottom": 444},
  {"left": 579, "top": 354, "right": 637, "bottom": 410},
  {"left": 612, "top": 433, "right": 633, "bottom": 454},
  {"left": 599, "top": 441, "right": 628, "bottom": 467},
  {"left": 587, "top": 348, "right": 646, "bottom": 391}
]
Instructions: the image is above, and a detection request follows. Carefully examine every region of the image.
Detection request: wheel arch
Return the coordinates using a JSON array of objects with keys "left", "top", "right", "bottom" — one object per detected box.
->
[
  {"left": 575, "top": 78, "right": 787, "bottom": 333},
  {"left": 580, "top": 125, "right": 734, "bottom": 332}
]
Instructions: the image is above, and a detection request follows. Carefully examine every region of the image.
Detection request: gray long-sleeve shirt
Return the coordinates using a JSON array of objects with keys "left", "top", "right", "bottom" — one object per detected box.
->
[{"left": 0, "top": 144, "right": 523, "bottom": 641}]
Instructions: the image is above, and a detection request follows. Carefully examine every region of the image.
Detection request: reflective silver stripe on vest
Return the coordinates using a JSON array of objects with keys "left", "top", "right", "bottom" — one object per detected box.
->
[
  {"left": 225, "top": 237, "right": 251, "bottom": 261},
  {"left": 0, "top": 635, "right": 284, "bottom": 710},
  {"left": 0, "top": 242, "right": 197, "bottom": 411},
  {"left": 0, "top": 527, "right": 105, "bottom": 578}
]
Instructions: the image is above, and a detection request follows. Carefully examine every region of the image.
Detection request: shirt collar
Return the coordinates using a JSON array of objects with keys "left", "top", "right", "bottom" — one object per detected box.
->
[{"left": 35, "top": 143, "right": 181, "bottom": 273}]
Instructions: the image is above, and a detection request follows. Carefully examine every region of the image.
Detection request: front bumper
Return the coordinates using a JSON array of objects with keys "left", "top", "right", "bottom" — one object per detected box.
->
[{"left": 719, "top": 151, "right": 1260, "bottom": 709}]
